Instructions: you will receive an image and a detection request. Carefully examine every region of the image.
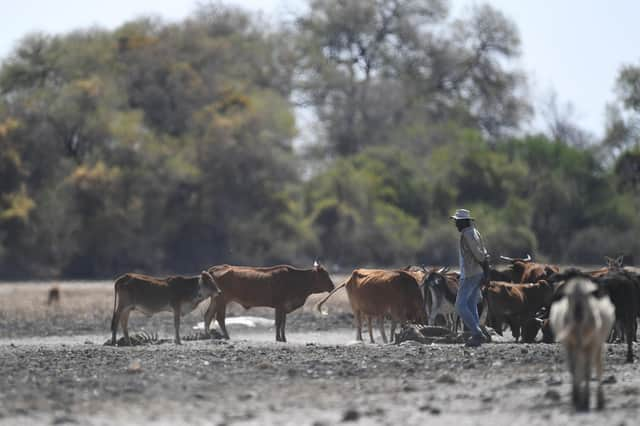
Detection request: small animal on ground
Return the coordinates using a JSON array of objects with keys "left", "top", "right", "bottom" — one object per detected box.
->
[{"left": 47, "top": 286, "right": 60, "bottom": 306}]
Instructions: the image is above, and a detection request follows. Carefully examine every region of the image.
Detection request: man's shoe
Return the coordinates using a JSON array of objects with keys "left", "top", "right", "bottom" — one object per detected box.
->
[{"left": 465, "top": 334, "right": 483, "bottom": 347}]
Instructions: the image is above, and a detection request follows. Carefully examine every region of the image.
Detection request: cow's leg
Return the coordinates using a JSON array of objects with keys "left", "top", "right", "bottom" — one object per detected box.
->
[
  {"left": 111, "top": 307, "right": 121, "bottom": 345},
  {"left": 389, "top": 318, "right": 397, "bottom": 344},
  {"left": 367, "top": 315, "right": 374, "bottom": 343},
  {"left": 275, "top": 308, "right": 284, "bottom": 342},
  {"left": 625, "top": 314, "right": 634, "bottom": 363},
  {"left": 379, "top": 316, "right": 388, "bottom": 344},
  {"left": 509, "top": 318, "right": 521, "bottom": 342},
  {"left": 203, "top": 297, "right": 216, "bottom": 334},
  {"left": 428, "top": 311, "right": 436, "bottom": 326},
  {"left": 573, "top": 349, "right": 589, "bottom": 411},
  {"left": 569, "top": 349, "right": 580, "bottom": 409},
  {"left": 274, "top": 310, "right": 281, "bottom": 342},
  {"left": 173, "top": 307, "right": 182, "bottom": 345},
  {"left": 120, "top": 308, "right": 132, "bottom": 346},
  {"left": 281, "top": 311, "right": 288, "bottom": 343},
  {"left": 596, "top": 346, "right": 605, "bottom": 410},
  {"left": 355, "top": 310, "right": 363, "bottom": 341},
  {"left": 216, "top": 303, "right": 230, "bottom": 339},
  {"left": 583, "top": 355, "right": 591, "bottom": 411},
  {"left": 453, "top": 315, "right": 461, "bottom": 333}
]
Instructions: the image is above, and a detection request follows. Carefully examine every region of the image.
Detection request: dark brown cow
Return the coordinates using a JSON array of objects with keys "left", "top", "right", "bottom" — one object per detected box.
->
[
  {"left": 489, "top": 267, "right": 514, "bottom": 282},
  {"left": 500, "top": 254, "right": 559, "bottom": 283},
  {"left": 484, "top": 280, "right": 555, "bottom": 342},
  {"left": 596, "top": 270, "right": 640, "bottom": 363},
  {"left": 110, "top": 271, "right": 221, "bottom": 345},
  {"left": 204, "top": 263, "right": 334, "bottom": 342},
  {"left": 316, "top": 269, "right": 426, "bottom": 343}
]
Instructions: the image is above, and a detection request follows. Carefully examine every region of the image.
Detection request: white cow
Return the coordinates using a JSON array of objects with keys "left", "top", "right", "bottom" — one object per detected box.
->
[{"left": 550, "top": 270, "right": 615, "bottom": 411}]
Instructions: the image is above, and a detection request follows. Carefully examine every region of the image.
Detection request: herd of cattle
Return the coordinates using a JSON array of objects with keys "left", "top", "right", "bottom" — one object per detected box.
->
[{"left": 106, "top": 256, "right": 640, "bottom": 411}]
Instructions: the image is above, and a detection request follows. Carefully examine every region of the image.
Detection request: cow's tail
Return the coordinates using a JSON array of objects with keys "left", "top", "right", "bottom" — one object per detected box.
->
[
  {"left": 110, "top": 276, "right": 125, "bottom": 333},
  {"left": 315, "top": 278, "right": 349, "bottom": 315}
]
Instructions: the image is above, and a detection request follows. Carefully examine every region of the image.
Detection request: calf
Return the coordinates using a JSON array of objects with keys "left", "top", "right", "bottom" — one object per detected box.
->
[
  {"left": 111, "top": 271, "right": 220, "bottom": 345},
  {"left": 205, "top": 262, "right": 334, "bottom": 342},
  {"left": 550, "top": 270, "right": 615, "bottom": 411},
  {"left": 316, "top": 269, "right": 426, "bottom": 343},
  {"left": 484, "top": 280, "right": 555, "bottom": 342}
]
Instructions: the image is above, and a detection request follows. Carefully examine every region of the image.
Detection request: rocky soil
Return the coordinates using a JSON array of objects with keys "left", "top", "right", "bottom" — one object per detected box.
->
[{"left": 1, "top": 281, "right": 639, "bottom": 425}]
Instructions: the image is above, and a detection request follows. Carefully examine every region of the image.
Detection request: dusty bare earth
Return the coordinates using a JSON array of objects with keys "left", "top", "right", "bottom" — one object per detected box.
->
[{"left": 1, "top": 281, "right": 639, "bottom": 425}]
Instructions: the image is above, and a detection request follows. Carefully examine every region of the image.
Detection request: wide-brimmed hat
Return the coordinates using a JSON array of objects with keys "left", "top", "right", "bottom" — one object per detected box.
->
[{"left": 450, "top": 208, "right": 474, "bottom": 220}]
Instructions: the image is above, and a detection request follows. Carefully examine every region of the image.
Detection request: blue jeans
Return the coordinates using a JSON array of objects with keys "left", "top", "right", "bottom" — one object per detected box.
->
[{"left": 455, "top": 273, "right": 483, "bottom": 337}]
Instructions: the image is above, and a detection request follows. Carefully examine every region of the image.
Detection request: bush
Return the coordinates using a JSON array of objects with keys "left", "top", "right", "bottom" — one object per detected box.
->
[
  {"left": 565, "top": 226, "right": 640, "bottom": 266},
  {"left": 421, "top": 221, "right": 459, "bottom": 266}
]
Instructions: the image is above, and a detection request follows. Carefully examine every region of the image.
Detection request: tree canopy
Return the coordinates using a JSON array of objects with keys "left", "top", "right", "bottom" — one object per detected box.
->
[{"left": 0, "top": 1, "right": 638, "bottom": 278}]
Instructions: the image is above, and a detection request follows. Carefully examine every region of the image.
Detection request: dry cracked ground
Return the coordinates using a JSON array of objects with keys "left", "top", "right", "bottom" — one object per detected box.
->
[{"left": 1, "top": 282, "right": 639, "bottom": 425}]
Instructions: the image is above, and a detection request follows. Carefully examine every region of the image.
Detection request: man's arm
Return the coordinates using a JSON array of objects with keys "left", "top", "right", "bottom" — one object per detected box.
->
[
  {"left": 463, "top": 230, "right": 490, "bottom": 283},
  {"left": 462, "top": 230, "right": 488, "bottom": 264}
]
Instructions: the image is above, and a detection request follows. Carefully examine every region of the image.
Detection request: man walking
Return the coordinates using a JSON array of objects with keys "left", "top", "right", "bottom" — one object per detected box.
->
[{"left": 450, "top": 209, "right": 490, "bottom": 347}]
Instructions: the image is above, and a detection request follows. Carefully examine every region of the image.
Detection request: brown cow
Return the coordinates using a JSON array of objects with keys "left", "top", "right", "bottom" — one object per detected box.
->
[
  {"left": 316, "top": 269, "right": 426, "bottom": 343},
  {"left": 499, "top": 254, "right": 559, "bottom": 283},
  {"left": 204, "top": 262, "right": 334, "bottom": 342},
  {"left": 484, "top": 280, "right": 555, "bottom": 342},
  {"left": 110, "top": 271, "right": 221, "bottom": 345}
]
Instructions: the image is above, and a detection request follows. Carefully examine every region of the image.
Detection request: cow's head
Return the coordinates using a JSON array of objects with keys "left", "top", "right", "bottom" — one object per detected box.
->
[
  {"left": 424, "top": 267, "right": 448, "bottom": 290},
  {"left": 404, "top": 265, "right": 428, "bottom": 286},
  {"left": 605, "top": 255, "right": 624, "bottom": 271},
  {"left": 198, "top": 270, "right": 222, "bottom": 299},
  {"left": 312, "top": 260, "right": 334, "bottom": 293}
]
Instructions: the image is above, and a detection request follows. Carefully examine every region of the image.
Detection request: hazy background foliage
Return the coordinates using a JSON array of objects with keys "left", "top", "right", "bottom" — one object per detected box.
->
[{"left": 1, "top": 0, "right": 639, "bottom": 278}]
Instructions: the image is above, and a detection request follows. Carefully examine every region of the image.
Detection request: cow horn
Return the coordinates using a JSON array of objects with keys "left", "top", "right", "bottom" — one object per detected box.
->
[{"left": 499, "top": 255, "right": 515, "bottom": 262}]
